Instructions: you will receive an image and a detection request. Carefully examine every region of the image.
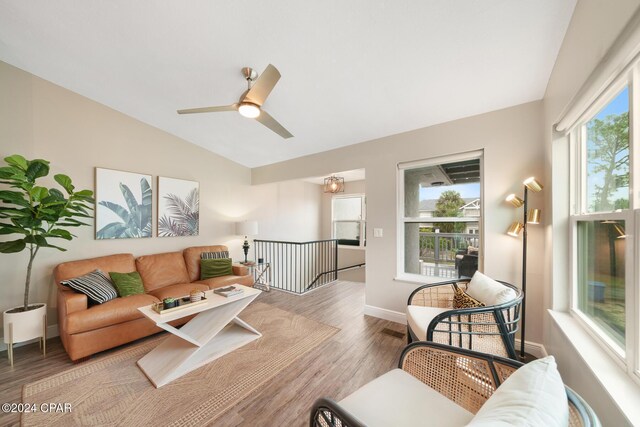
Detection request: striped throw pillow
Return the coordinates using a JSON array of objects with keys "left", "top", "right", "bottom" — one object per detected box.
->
[
  {"left": 201, "top": 251, "right": 230, "bottom": 260},
  {"left": 61, "top": 269, "right": 118, "bottom": 304}
]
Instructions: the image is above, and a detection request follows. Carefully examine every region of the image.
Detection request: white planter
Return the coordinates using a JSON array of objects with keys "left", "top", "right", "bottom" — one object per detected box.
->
[{"left": 3, "top": 303, "right": 46, "bottom": 344}]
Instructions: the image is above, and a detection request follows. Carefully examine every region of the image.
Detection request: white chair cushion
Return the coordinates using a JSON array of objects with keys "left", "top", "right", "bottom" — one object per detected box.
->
[
  {"left": 466, "top": 356, "right": 569, "bottom": 427},
  {"left": 406, "top": 305, "right": 449, "bottom": 341},
  {"left": 340, "top": 368, "right": 474, "bottom": 427},
  {"left": 466, "top": 271, "right": 516, "bottom": 306}
]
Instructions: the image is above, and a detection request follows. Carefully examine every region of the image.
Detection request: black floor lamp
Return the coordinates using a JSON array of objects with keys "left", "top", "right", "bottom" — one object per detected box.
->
[{"left": 505, "top": 176, "right": 543, "bottom": 361}]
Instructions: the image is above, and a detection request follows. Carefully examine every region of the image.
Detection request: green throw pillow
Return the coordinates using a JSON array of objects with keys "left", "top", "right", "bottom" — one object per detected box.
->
[
  {"left": 201, "top": 258, "right": 233, "bottom": 280},
  {"left": 109, "top": 271, "right": 145, "bottom": 297}
]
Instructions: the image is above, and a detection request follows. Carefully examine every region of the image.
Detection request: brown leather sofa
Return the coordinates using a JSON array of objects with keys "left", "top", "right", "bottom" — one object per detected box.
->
[{"left": 54, "top": 245, "right": 253, "bottom": 362}]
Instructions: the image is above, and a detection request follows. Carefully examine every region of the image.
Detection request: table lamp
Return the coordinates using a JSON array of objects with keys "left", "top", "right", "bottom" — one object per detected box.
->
[{"left": 235, "top": 220, "right": 258, "bottom": 264}]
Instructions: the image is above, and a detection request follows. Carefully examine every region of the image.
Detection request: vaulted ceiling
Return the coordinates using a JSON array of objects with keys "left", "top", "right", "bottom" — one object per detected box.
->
[{"left": 0, "top": 1, "right": 576, "bottom": 167}]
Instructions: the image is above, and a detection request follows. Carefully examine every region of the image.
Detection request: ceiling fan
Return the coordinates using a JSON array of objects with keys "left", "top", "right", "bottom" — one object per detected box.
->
[{"left": 177, "top": 64, "right": 293, "bottom": 139}]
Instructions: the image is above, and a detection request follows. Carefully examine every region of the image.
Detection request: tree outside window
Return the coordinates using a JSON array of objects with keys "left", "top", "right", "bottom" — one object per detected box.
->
[{"left": 586, "top": 87, "right": 629, "bottom": 213}]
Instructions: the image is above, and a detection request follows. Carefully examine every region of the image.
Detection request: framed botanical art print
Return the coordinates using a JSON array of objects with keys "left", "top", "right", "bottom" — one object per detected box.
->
[
  {"left": 95, "top": 168, "right": 152, "bottom": 239},
  {"left": 157, "top": 176, "right": 199, "bottom": 237}
]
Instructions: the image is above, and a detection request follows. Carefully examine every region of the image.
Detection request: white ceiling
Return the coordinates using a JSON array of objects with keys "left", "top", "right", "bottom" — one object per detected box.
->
[{"left": 0, "top": 1, "right": 576, "bottom": 168}]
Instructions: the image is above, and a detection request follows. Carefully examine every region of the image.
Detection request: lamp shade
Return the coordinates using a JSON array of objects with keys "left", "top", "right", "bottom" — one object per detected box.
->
[
  {"left": 507, "top": 222, "right": 524, "bottom": 237},
  {"left": 235, "top": 220, "right": 258, "bottom": 236},
  {"left": 527, "top": 209, "right": 541, "bottom": 224},
  {"left": 523, "top": 177, "right": 543, "bottom": 192},
  {"left": 505, "top": 194, "right": 524, "bottom": 208}
]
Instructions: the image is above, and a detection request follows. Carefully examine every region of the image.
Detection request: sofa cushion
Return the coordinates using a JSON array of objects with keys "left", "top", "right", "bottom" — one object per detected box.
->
[
  {"left": 54, "top": 253, "right": 136, "bottom": 287},
  {"left": 148, "top": 283, "right": 209, "bottom": 301},
  {"left": 196, "top": 274, "right": 253, "bottom": 289},
  {"left": 466, "top": 271, "right": 516, "bottom": 306},
  {"left": 136, "top": 251, "right": 190, "bottom": 292},
  {"left": 183, "top": 245, "right": 231, "bottom": 282},
  {"left": 109, "top": 271, "right": 145, "bottom": 297},
  {"left": 66, "top": 293, "right": 160, "bottom": 334},
  {"left": 339, "top": 368, "right": 474, "bottom": 427},
  {"left": 467, "top": 356, "right": 568, "bottom": 427},
  {"left": 60, "top": 270, "right": 118, "bottom": 304},
  {"left": 200, "top": 258, "right": 233, "bottom": 280},
  {"left": 406, "top": 305, "right": 449, "bottom": 341}
]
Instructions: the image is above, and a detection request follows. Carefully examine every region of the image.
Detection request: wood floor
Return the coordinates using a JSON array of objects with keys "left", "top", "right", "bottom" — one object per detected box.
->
[{"left": 0, "top": 281, "right": 407, "bottom": 427}]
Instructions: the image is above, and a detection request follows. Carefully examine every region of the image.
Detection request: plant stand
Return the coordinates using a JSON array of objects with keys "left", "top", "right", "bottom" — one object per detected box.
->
[{"left": 3, "top": 303, "right": 47, "bottom": 367}]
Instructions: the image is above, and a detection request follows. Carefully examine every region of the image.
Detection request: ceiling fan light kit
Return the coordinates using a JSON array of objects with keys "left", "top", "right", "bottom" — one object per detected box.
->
[
  {"left": 177, "top": 64, "right": 293, "bottom": 138},
  {"left": 238, "top": 102, "right": 261, "bottom": 118}
]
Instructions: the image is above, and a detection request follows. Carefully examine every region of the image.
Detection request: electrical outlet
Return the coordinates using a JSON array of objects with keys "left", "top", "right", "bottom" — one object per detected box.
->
[{"left": 373, "top": 228, "right": 383, "bottom": 238}]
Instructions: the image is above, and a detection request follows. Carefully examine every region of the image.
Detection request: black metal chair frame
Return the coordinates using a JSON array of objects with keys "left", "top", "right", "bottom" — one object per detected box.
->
[
  {"left": 407, "top": 278, "right": 523, "bottom": 360},
  {"left": 310, "top": 342, "right": 600, "bottom": 427}
]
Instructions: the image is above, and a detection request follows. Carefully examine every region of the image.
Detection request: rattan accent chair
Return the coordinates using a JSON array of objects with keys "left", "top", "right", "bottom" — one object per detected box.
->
[
  {"left": 310, "top": 342, "right": 600, "bottom": 427},
  {"left": 407, "top": 278, "right": 523, "bottom": 359}
]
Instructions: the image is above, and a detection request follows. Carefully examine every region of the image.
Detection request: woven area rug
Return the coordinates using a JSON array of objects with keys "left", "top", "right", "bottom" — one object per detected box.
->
[{"left": 22, "top": 302, "right": 338, "bottom": 426}]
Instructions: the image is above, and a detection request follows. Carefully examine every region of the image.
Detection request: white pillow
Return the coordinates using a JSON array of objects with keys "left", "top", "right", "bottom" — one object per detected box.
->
[
  {"left": 466, "top": 356, "right": 569, "bottom": 427},
  {"left": 465, "top": 271, "right": 516, "bottom": 306}
]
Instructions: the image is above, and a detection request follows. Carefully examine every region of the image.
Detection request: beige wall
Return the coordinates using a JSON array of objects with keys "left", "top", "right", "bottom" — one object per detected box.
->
[
  {"left": 249, "top": 180, "right": 322, "bottom": 243},
  {"left": 542, "top": 1, "right": 640, "bottom": 426},
  {"left": 0, "top": 61, "right": 322, "bottom": 332},
  {"left": 253, "top": 100, "right": 546, "bottom": 341},
  {"left": 321, "top": 180, "right": 366, "bottom": 282},
  {"left": 0, "top": 61, "right": 250, "bottom": 322}
]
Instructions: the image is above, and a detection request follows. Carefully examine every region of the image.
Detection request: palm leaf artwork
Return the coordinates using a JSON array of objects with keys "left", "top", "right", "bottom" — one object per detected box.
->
[
  {"left": 96, "top": 176, "right": 152, "bottom": 239},
  {"left": 158, "top": 184, "right": 199, "bottom": 237}
]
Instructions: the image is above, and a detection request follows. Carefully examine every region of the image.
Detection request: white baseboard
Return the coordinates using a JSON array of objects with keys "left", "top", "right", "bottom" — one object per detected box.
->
[
  {"left": 0, "top": 324, "right": 59, "bottom": 353},
  {"left": 364, "top": 305, "right": 406, "bottom": 324},
  {"left": 514, "top": 338, "right": 547, "bottom": 359}
]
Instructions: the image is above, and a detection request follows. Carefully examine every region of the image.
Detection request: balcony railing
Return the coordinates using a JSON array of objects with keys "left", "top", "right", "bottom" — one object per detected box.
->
[
  {"left": 419, "top": 232, "right": 479, "bottom": 278},
  {"left": 254, "top": 239, "right": 338, "bottom": 294}
]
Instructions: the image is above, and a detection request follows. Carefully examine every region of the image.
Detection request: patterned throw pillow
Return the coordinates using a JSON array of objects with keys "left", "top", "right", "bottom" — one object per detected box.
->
[
  {"left": 200, "top": 251, "right": 230, "bottom": 260},
  {"left": 453, "top": 286, "right": 485, "bottom": 309},
  {"left": 60, "top": 269, "right": 118, "bottom": 304}
]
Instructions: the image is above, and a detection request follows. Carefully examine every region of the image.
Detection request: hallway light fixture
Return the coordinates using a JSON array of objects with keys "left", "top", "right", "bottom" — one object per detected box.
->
[
  {"left": 323, "top": 175, "right": 344, "bottom": 193},
  {"left": 504, "top": 176, "right": 543, "bottom": 361}
]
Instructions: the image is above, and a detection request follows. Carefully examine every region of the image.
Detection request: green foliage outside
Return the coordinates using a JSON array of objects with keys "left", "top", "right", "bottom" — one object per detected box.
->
[
  {"left": 433, "top": 190, "right": 465, "bottom": 233},
  {"left": 0, "top": 155, "right": 94, "bottom": 311},
  {"left": 588, "top": 111, "right": 629, "bottom": 212}
]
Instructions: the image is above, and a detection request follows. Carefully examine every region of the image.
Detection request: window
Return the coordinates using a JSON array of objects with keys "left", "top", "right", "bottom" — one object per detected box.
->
[
  {"left": 332, "top": 195, "right": 365, "bottom": 247},
  {"left": 398, "top": 152, "right": 482, "bottom": 281},
  {"left": 569, "top": 77, "right": 637, "bottom": 372}
]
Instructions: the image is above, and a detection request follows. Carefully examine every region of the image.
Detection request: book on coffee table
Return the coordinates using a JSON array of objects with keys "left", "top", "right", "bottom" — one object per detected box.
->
[{"left": 214, "top": 286, "right": 244, "bottom": 297}]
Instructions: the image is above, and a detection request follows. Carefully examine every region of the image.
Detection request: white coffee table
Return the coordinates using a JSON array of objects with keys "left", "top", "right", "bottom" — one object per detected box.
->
[{"left": 137, "top": 285, "right": 261, "bottom": 388}]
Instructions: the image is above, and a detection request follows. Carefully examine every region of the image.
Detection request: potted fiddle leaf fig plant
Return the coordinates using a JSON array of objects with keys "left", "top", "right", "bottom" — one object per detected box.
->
[{"left": 0, "top": 154, "right": 93, "bottom": 362}]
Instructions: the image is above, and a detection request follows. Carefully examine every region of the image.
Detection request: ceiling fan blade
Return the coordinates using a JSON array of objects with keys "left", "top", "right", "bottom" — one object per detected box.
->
[
  {"left": 177, "top": 104, "right": 238, "bottom": 114},
  {"left": 244, "top": 64, "right": 281, "bottom": 106},
  {"left": 255, "top": 110, "right": 293, "bottom": 139}
]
